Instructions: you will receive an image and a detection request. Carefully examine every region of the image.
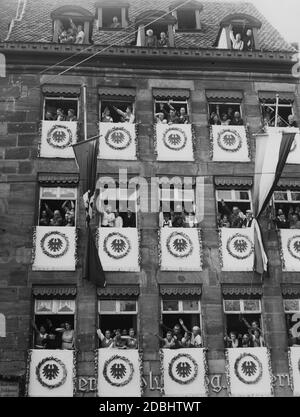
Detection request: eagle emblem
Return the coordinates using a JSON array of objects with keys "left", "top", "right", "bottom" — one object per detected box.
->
[
  {"left": 111, "top": 131, "right": 125, "bottom": 144},
  {"left": 104, "top": 232, "right": 131, "bottom": 259},
  {"left": 287, "top": 235, "right": 300, "bottom": 260},
  {"left": 110, "top": 363, "right": 127, "bottom": 380},
  {"left": 103, "top": 355, "right": 134, "bottom": 387},
  {"left": 168, "top": 133, "right": 182, "bottom": 146},
  {"left": 105, "top": 127, "right": 132, "bottom": 150},
  {"left": 233, "top": 238, "right": 248, "bottom": 253},
  {"left": 42, "top": 363, "right": 60, "bottom": 380},
  {"left": 48, "top": 237, "right": 63, "bottom": 252},
  {"left": 47, "top": 124, "right": 73, "bottom": 149},
  {"left": 111, "top": 238, "right": 127, "bottom": 253},
  {"left": 226, "top": 233, "right": 254, "bottom": 260},
  {"left": 52, "top": 130, "right": 66, "bottom": 143},
  {"left": 241, "top": 360, "right": 257, "bottom": 377},
  {"left": 36, "top": 356, "right": 67, "bottom": 389},
  {"left": 234, "top": 353, "right": 263, "bottom": 385},
  {"left": 223, "top": 133, "right": 236, "bottom": 146},
  {"left": 176, "top": 361, "right": 192, "bottom": 378},
  {"left": 40, "top": 231, "right": 69, "bottom": 258},
  {"left": 162, "top": 127, "right": 187, "bottom": 151},
  {"left": 168, "top": 353, "right": 198, "bottom": 385},
  {"left": 293, "top": 240, "right": 300, "bottom": 253},
  {"left": 173, "top": 238, "right": 188, "bottom": 253},
  {"left": 166, "top": 231, "right": 193, "bottom": 258}
]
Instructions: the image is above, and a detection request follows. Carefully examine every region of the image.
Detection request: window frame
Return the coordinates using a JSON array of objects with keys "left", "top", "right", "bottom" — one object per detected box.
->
[
  {"left": 98, "top": 300, "right": 138, "bottom": 315},
  {"left": 161, "top": 299, "right": 201, "bottom": 314},
  {"left": 154, "top": 98, "right": 190, "bottom": 119},
  {"left": 208, "top": 101, "right": 243, "bottom": 121},
  {"left": 223, "top": 299, "right": 262, "bottom": 314},
  {"left": 99, "top": 96, "right": 136, "bottom": 123},
  {"left": 283, "top": 298, "right": 300, "bottom": 313},
  {"left": 43, "top": 96, "right": 80, "bottom": 120}
]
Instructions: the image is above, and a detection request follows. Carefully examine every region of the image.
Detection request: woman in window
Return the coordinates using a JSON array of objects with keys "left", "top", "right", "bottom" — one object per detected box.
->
[
  {"left": 178, "top": 107, "right": 189, "bottom": 124},
  {"left": 110, "top": 16, "right": 122, "bottom": 29},
  {"left": 113, "top": 105, "right": 135, "bottom": 123},
  {"left": 101, "top": 107, "right": 113, "bottom": 123},
  {"left": 156, "top": 331, "right": 176, "bottom": 349},
  {"left": 224, "top": 331, "right": 240, "bottom": 348},
  {"left": 97, "top": 329, "right": 114, "bottom": 348},
  {"left": 114, "top": 210, "right": 123, "bottom": 228},
  {"left": 101, "top": 205, "right": 115, "bottom": 227},
  {"left": 32, "top": 321, "right": 48, "bottom": 349},
  {"left": 252, "top": 329, "right": 265, "bottom": 347},
  {"left": 56, "top": 322, "right": 75, "bottom": 350},
  {"left": 126, "top": 328, "right": 138, "bottom": 349}
]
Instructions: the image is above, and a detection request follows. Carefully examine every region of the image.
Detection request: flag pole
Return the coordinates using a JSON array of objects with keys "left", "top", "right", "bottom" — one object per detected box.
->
[
  {"left": 82, "top": 83, "right": 88, "bottom": 141},
  {"left": 275, "top": 93, "right": 279, "bottom": 127}
]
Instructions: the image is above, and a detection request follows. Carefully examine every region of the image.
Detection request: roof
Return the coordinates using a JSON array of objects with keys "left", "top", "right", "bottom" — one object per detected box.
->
[
  {"left": 0, "top": 0, "right": 19, "bottom": 42},
  {"left": 2, "top": 0, "right": 295, "bottom": 52}
]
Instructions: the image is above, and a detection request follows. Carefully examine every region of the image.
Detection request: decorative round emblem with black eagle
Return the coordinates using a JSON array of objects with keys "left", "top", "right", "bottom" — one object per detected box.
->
[
  {"left": 234, "top": 352, "right": 263, "bottom": 385},
  {"left": 162, "top": 127, "right": 187, "bottom": 151},
  {"left": 103, "top": 232, "right": 131, "bottom": 259},
  {"left": 287, "top": 235, "right": 300, "bottom": 260},
  {"left": 103, "top": 355, "right": 134, "bottom": 387},
  {"left": 226, "top": 233, "right": 254, "bottom": 260},
  {"left": 36, "top": 356, "right": 67, "bottom": 389},
  {"left": 46, "top": 124, "right": 73, "bottom": 149},
  {"left": 168, "top": 353, "right": 198, "bottom": 385},
  {"left": 217, "top": 128, "right": 242, "bottom": 153},
  {"left": 166, "top": 231, "right": 193, "bottom": 258},
  {"left": 105, "top": 126, "right": 132, "bottom": 150},
  {"left": 40, "top": 231, "right": 69, "bottom": 258}
]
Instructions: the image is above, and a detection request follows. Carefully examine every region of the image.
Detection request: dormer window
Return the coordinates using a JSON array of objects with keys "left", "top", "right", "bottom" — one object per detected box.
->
[
  {"left": 217, "top": 13, "right": 262, "bottom": 51},
  {"left": 170, "top": 1, "right": 203, "bottom": 31},
  {"left": 96, "top": 1, "right": 129, "bottom": 29},
  {"left": 135, "top": 10, "right": 176, "bottom": 47},
  {"left": 51, "top": 6, "right": 94, "bottom": 44}
]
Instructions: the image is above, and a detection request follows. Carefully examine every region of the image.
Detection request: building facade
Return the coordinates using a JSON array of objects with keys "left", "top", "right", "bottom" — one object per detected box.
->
[{"left": 0, "top": 0, "right": 300, "bottom": 397}]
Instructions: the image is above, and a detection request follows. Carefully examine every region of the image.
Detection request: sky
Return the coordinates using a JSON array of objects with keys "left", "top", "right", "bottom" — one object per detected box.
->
[{"left": 212, "top": 0, "right": 300, "bottom": 44}]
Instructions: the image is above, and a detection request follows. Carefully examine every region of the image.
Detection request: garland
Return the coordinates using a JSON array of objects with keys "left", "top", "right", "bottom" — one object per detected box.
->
[
  {"left": 137, "top": 229, "right": 141, "bottom": 267},
  {"left": 266, "top": 348, "right": 274, "bottom": 396},
  {"left": 166, "top": 231, "right": 193, "bottom": 258},
  {"left": 216, "top": 128, "right": 242, "bottom": 153},
  {"left": 46, "top": 124, "right": 73, "bottom": 149},
  {"left": 202, "top": 348, "right": 209, "bottom": 397},
  {"left": 31, "top": 227, "right": 37, "bottom": 265},
  {"left": 168, "top": 352, "right": 198, "bottom": 385},
  {"left": 277, "top": 230, "right": 286, "bottom": 271},
  {"left": 218, "top": 228, "right": 224, "bottom": 269},
  {"left": 138, "top": 350, "right": 144, "bottom": 396},
  {"left": 197, "top": 228, "right": 204, "bottom": 270},
  {"left": 74, "top": 228, "right": 79, "bottom": 266},
  {"left": 103, "top": 354, "right": 134, "bottom": 387},
  {"left": 245, "top": 124, "right": 252, "bottom": 161},
  {"left": 40, "top": 230, "right": 69, "bottom": 259},
  {"left": 224, "top": 349, "right": 232, "bottom": 396},
  {"left": 158, "top": 229, "right": 162, "bottom": 268},
  {"left": 153, "top": 125, "right": 158, "bottom": 158},
  {"left": 209, "top": 126, "right": 214, "bottom": 160},
  {"left": 37, "top": 121, "right": 42, "bottom": 157},
  {"left": 72, "top": 350, "right": 77, "bottom": 397},
  {"left": 35, "top": 356, "right": 67, "bottom": 389},
  {"left": 104, "top": 126, "right": 132, "bottom": 150},
  {"left": 25, "top": 349, "right": 32, "bottom": 397},
  {"left": 103, "top": 231, "right": 131, "bottom": 260},
  {"left": 226, "top": 232, "right": 254, "bottom": 260},
  {"left": 94, "top": 349, "right": 99, "bottom": 395},
  {"left": 134, "top": 124, "right": 139, "bottom": 159},
  {"left": 162, "top": 126, "right": 187, "bottom": 151},
  {"left": 287, "top": 234, "right": 300, "bottom": 261},
  {"left": 159, "top": 349, "right": 165, "bottom": 396},
  {"left": 191, "top": 124, "right": 196, "bottom": 158},
  {"left": 234, "top": 352, "right": 263, "bottom": 385}
]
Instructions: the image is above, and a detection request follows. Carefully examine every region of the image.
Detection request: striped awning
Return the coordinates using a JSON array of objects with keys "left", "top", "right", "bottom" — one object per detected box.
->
[
  {"left": 222, "top": 285, "right": 263, "bottom": 296},
  {"left": 32, "top": 286, "right": 77, "bottom": 297},
  {"left": 206, "top": 90, "right": 243, "bottom": 102},
  {"left": 214, "top": 176, "right": 253, "bottom": 187},
  {"left": 160, "top": 285, "right": 202, "bottom": 297},
  {"left": 282, "top": 285, "right": 300, "bottom": 296},
  {"left": 98, "top": 87, "right": 136, "bottom": 97},
  {"left": 38, "top": 173, "right": 79, "bottom": 185},
  {"left": 97, "top": 285, "right": 140, "bottom": 297},
  {"left": 42, "top": 85, "right": 81, "bottom": 96},
  {"left": 258, "top": 91, "right": 295, "bottom": 103},
  {"left": 277, "top": 178, "right": 300, "bottom": 189},
  {"left": 152, "top": 88, "right": 190, "bottom": 100}
]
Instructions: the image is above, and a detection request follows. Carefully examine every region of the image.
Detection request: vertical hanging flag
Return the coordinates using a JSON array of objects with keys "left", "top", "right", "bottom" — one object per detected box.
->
[
  {"left": 72, "top": 137, "right": 106, "bottom": 287},
  {"left": 252, "top": 128, "right": 297, "bottom": 274}
]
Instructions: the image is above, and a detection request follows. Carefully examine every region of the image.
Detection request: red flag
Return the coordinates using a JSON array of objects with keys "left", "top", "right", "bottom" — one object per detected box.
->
[{"left": 83, "top": 225, "right": 106, "bottom": 288}]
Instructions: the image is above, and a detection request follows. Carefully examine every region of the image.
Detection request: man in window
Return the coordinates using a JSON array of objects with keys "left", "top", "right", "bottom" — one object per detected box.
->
[
  {"left": 230, "top": 111, "right": 244, "bottom": 126},
  {"left": 288, "top": 114, "right": 298, "bottom": 127},
  {"left": 158, "top": 32, "right": 170, "bottom": 48},
  {"left": 110, "top": 16, "right": 121, "bottom": 29},
  {"left": 122, "top": 209, "right": 136, "bottom": 228},
  {"left": 229, "top": 24, "right": 244, "bottom": 50},
  {"left": 244, "top": 29, "right": 255, "bottom": 51},
  {"left": 145, "top": 29, "right": 157, "bottom": 48},
  {"left": 179, "top": 319, "right": 202, "bottom": 347},
  {"left": 97, "top": 329, "right": 114, "bottom": 348},
  {"left": 242, "top": 210, "right": 254, "bottom": 228}
]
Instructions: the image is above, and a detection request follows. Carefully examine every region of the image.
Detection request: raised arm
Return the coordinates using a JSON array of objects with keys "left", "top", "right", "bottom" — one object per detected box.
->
[
  {"left": 96, "top": 329, "right": 105, "bottom": 341},
  {"left": 179, "top": 318, "right": 189, "bottom": 334},
  {"left": 113, "top": 106, "right": 126, "bottom": 118}
]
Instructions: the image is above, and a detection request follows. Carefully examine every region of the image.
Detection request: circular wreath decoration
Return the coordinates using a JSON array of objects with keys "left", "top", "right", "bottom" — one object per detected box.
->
[
  {"left": 104, "top": 126, "right": 132, "bottom": 150},
  {"left": 234, "top": 352, "right": 263, "bottom": 385},
  {"left": 40, "top": 230, "right": 69, "bottom": 259},
  {"left": 103, "top": 355, "right": 134, "bottom": 387},
  {"left": 46, "top": 124, "right": 73, "bottom": 149},
  {"left": 226, "top": 233, "right": 254, "bottom": 260},
  {"left": 162, "top": 127, "right": 187, "bottom": 151},
  {"left": 103, "top": 232, "right": 131, "bottom": 259},
  {"left": 287, "top": 235, "right": 300, "bottom": 260},
  {"left": 166, "top": 231, "right": 193, "bottom": 258},
  {"left": 168, "top": 353, "right": 198, "bottom": 385},
  {"left": 217, "top": 128, "right": 242, "bottom": 153},
  {"left": 36, "top": 356, "right": 67, "bottom": 389}
]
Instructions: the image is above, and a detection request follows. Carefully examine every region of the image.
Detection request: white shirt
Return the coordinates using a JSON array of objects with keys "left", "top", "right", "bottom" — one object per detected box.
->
[
  {"left": 75, "top": 30, "right": 85, "bottom": 44},
  {"left": 115, "top": 216, "right": 123, "bottom": 228},
  {"left": 102, "top": 211, "right": 115, "bottom": 227}
]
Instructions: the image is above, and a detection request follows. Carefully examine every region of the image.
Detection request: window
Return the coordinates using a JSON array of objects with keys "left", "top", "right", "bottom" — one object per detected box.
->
[
  {"left": 284, "top": 298, "right": 300, "bottom": 346},
  {"left": 98, "top": 184, "right": 137, "bottom": 228},
  {"left": 96, "top": 2, "right": 129, "bottom": 29},
  {"left": 43, "top": 96, "right": 79, "bottom": 121},
  {"left": 208, "top": 102, "right": 242, "bottom": 125},
  {"left": 260, "top": 101, "right": 294, "bottom": 127},
  {"left": 177, "top": 10, "right": 196, "bottom": 30},
  {"left": 159, "top": 182, "right": 196, "bottom": 228},
  {"left": 273, "top": 189, "right": 300, "bottom": 229},
  {"left": 102, "top": 8, "right": 122, "bottom": 28},
  {"left": 39, "top": 186, "right": 77, "bottom": 227},
  {"left": 160, "top": 299, "right": 202, "bottom": 347},
  {"left": 154, "top": 98, "right": 190, "bottom": 124},
  {"left": 33, "top": 298, "right": 76, "bottom": 349},
  {"left": 135, "top": 10, "right": 176, "bottom": 47},
  {"left": 98, "top": 299, "right": 138, "bottom": 348},
  {"left": 216, "top": 189, "right": 252, "bottom": 228},
  {"left": 223, "top": 298, "right": 264, "bottom": 348},
  {"left": 99, "top": 96, "right": 135, "bottom": 123}
]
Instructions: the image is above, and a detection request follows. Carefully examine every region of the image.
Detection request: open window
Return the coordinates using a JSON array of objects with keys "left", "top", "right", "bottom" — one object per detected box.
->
[
  {"left": 259, "top": 92, "right": 295, "bottom": 127},
  {"left": 272, "top": 189, "right": 300, "bottom": 229},
  {"left": 159, "top": 179, "right": 196, "bottom": 228},
  {"left": 206, "top": 90, "right": 244, "bottom": 126},
  {"left": 223, "top": 298, "right": 264, "bottom": 347},
  {"left": 170, "top": 1, "right": 203, "bottom": 31},
  {"left": 43, "top": 96, "right": 79, "bottom": 121},
  {"left": 96, "top": 1, "right": 129, "bottom": 29},
  {"left": 99, "top": 87, "right": 136, "bottom": 123},
  {"left": 283, "top": 298, "right": 300, "bottom": 346},
  {"left": 51, "top": 6, "right": 94, "bottom": 44},
  {"left": 153, "top": 89, "right": 190, "bottom": 124},
  {"left": 98, "top": 299, "right": 138, "bottom": 348},
  {"left": 216, "top": 188, "right": 252, "bottom": 228},
  {"left": 135, "top": 10, "right": 176, "bottom": 47},
  {"left": 39, "top": 186, "right": 77, "bottom": 227},
  {"left": 33, "top": 298, "right": 76, "bottom": 349}
]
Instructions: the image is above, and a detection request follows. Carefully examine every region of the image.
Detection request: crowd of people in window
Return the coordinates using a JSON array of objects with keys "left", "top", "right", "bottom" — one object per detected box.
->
[
  {"left": 262, "top": 109, "right": 298, "bottom": 128},
  {"left": 155, "top": 102, "right": 189, "bottom": 124},
  {"left": 224, "top": 319, "right": 265, "bottom": 348},
  {"left": 45, "top": 108, "right": 77, "bottom": 121},
  {"left": 273, "top": 207, "right": 300, "bottom": 229},
  {"left": 229, "top": 25, "right": 255, "bottom": 51},
  {"left": 101, "top": 105, "right": 135, "bottom": 123},
  {"left": 218, "top": 201, "right": 253, "bottom": 228},
  {"left": 97, "top": 328, "right": 138, "bottom": 349},
  {"left": 39, "top": 201, "right": 75, "bottom": 227},
  {"left": 157, "top": 319, "right": 202, "bottom": 349},
  {"left": 32, "top": 320, "right": 75, "bottom": 349},
  {"left": 100, "top": 205, "right": 136, "bottom": 228},
  {"left": 159, "top": 207, "right": 198, "bottom": 228},
  {"left": 145, "top": 29, "right": 170, "bottom": 48},
  {"left": 58, "top": 18, "right": 85, "bottom": 44},
  {"left": 209, "top": 108, "right": 244, "bottom": 126}
]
